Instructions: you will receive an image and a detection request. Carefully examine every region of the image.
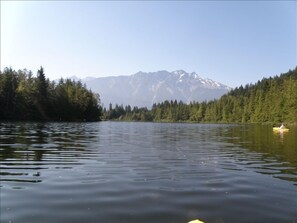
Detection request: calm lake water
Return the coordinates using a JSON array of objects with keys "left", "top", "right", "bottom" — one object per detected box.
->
[{"left": 1, "top": 122, "right": 296, "bottom": 223}]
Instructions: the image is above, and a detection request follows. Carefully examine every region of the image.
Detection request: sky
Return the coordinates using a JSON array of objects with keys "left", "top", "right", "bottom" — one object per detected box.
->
[{"left": 1, "top": 1, "right": 296, "bottom": 88}]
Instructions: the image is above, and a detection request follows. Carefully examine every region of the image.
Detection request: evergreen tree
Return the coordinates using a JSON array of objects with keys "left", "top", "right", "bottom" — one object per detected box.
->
[{"left": 0, "top": 67, "right": 102, "bottom": 121}]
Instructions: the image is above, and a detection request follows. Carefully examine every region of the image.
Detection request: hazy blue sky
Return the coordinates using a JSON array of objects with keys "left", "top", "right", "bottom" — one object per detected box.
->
[{"left": 1, "top": 1, "right": 296, "bottom": 87}]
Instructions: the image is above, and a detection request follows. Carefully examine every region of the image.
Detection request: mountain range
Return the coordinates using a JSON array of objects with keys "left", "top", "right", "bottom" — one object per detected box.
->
[{"left": 74, "top": 70, "right": 231, "bottom": 108}]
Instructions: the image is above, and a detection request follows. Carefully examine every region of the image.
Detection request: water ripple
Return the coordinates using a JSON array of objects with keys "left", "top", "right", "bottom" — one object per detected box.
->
[{"left": 0, "top": 122, "right": 296, "bottom": 223}]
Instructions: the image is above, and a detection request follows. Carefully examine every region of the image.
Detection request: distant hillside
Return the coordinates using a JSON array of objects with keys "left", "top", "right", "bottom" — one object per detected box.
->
[
  {"left": 220, "top": 67, "right": 297, "bottom": 123},
  {"left": 80, "top": 70, "right": 231, "bottom": 108},
  {"left": 104, "top": 68, "right": 297, "bottom": 124}
]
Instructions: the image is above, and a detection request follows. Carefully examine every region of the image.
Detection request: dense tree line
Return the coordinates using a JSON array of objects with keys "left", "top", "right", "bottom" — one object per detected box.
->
[
  {"left": 105, "top": 68, "right": 297, "bottom": 124},
  {"left": 102, "top": 104, "right": 153, "bottom": 121},
  {"left": 0, "top": 67, "right": 102, "bottom": 121}
]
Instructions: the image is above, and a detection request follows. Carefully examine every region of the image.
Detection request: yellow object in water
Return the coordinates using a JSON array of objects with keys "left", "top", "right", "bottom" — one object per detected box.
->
[
  {"left": 188, "top": 219, "right": 205, "bottom": 223},
  {"left": 273, "top": 127, "right": 289, "bottom": 132}
]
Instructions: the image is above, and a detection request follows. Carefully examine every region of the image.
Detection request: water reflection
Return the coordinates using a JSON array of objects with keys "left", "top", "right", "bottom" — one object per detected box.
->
[
  {"left": 217, "top": 124, "right": 297, "bottom": 184},
  {"left": 273, "top": 129, "right": 288, "bottom": 144},
  {"left": 0, "top": 122, "right": 100, "bottom": 185},
  {"left": 1, "top": 122, "right": 296, "bottom": 186},
  {"left": 1, "top": 122, "right": 296, "bottom": 223}
]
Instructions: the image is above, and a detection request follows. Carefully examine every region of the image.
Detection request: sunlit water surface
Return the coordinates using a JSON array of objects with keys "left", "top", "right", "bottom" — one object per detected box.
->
[{"left": 1, "top": 122, "right": 297, "bottom": 223}]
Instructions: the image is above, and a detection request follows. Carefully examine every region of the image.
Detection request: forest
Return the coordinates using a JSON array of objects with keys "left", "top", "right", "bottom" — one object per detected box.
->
[
  {"left": 0, "top": 67, "right": 102, "bottom": 121},
  {"left": 104, "top": 68, "right": 297, "bottom": 124},
  {"left": 1, "top": 67, "right": 296, "bottom": 124}
]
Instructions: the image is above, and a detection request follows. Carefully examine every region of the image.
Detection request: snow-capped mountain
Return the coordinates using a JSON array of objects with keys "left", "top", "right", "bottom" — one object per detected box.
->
[{"left": 78, "top": 70, "right": 231, "bottom": 108}]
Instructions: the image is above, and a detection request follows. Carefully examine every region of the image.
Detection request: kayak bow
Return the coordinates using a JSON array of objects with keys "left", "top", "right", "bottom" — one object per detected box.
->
[{"left": 188, "top": 219, "right": 205, "bottom": 223}]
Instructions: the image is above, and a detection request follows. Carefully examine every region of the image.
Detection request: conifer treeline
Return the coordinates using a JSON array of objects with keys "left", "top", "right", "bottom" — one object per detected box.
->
[
  {"left": 0, "top": 67, "right": 102, "bottom": 121},
  {"left": 1, "top": 67, "right": 295, "bottom": 123},
  {"left": 104, "top": 68, "right": 297, "bottom": 124}
]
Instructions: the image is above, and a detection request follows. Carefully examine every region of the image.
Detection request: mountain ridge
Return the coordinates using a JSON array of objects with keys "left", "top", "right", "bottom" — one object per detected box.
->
[{"left": 72, "top": 70, "right": 231, "bottom": 108}]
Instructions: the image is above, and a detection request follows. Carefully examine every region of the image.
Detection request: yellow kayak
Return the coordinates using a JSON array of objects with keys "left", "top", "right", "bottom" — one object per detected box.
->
[
  {"left": 188, "top": 220, "right": 205, "bottom": 223},
  {"left": 273, "top": 127, "right": 289, "bottom": 132}
]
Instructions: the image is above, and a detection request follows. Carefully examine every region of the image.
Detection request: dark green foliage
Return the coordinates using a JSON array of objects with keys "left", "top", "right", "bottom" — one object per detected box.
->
[
  {"left": 0, "top": 67, "right": 102, "bottom": 121},
  {"left": 105, "top": 68, "right": 297, "bottom": 124}
]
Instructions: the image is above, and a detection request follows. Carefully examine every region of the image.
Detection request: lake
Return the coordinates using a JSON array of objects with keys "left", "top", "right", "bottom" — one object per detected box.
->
[{"left": 0, "top": 122, "right": 296, "bottom": 223}]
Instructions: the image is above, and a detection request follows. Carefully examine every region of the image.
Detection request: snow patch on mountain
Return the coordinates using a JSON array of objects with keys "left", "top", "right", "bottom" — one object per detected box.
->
[{"left": 73, "top": 70, "right": 231, "bottom": 108}]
